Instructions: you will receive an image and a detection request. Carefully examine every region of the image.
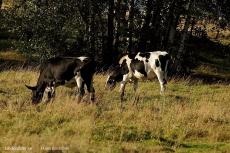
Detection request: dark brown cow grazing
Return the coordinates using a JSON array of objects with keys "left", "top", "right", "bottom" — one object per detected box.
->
[
  {"left": 105, "top": 51, "right": 169, "bottom": 102},
  {"left": 26, "top": 57, "right": 95, "bottom": 104}
]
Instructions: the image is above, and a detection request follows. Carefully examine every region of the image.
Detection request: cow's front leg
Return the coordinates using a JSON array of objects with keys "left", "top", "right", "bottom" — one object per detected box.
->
[
  {"left": 133, "top": 79, "right": 138, "bottom": 92},
  {"left": 119, "top": 74, "right": 129, "bottom": 107},
  {"left": 42, "top": 82, "right": 55, "bottom": 103},
  {"left": 120, "top": 81, "right": 127, "bottom": 102}
]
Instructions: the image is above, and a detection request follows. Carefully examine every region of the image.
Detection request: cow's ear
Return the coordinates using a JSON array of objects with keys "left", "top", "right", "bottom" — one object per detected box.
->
[{"left": 25, "top": 85, "right": 37, "bottom": 91}]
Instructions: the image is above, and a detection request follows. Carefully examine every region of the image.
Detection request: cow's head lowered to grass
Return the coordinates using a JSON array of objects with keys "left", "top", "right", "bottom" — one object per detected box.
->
[
  {"left": 25, "top": 82, "right": 55, "bottom": 105},
  {"left": 26, "top": 57, "right": 95, "bottom": 105},
  {"left": 105, "top": 67, "right": 123, "bottom": 91},
  {"left": 25, "top": 85, "right": 40, "bottom": 105}
]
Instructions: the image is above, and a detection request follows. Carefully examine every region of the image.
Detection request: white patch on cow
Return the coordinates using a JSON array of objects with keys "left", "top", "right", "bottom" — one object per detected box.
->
[
  {"left": 133, "top": 70, "right": 145, "bottom": 79},
  {"left": 75, "top": 72, "right": 84, "bottom": 89},
  {"left": 77, "top": 57, "right": 88, "bottom": 62},
  {"left": 135, "top": 52, "right": 148, "bottom": 61}
]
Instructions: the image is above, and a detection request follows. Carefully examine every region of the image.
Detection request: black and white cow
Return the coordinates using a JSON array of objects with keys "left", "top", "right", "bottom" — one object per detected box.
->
[
  {"left": 26, "top": 57, "right": 95, "bottom": 104},
  {"left": 105, "top": 51, "right": 169, "bottom": 101}
]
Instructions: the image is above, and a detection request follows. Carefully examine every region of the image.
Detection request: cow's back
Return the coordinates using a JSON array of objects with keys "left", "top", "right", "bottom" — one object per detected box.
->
[
  {"left": 118, "top": 51, "right": 169, "bottom": 79},
  {"left": 37, "top": 57, "right": 94, "bottom": 84}
]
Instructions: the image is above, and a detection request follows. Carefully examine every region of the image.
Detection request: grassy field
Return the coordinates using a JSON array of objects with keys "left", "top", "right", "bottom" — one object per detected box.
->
[
  {"left": 1, "top": 1, "right": 230, "bottom": 152},
  {"left": 0, "top": 68, "right": 230, "bottom": 153}
]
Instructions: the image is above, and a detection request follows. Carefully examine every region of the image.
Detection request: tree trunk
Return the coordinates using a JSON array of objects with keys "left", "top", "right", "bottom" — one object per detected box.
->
[
  {"left": 170, "top": 14, "right": 191, "bottom": 75},
  {"left": 114, "top": 0, "right": 121, "bottom": 61},
  {"left": 167, "top": 12, "right": 180, "bottom": 52},
  {"left": 127, "top": 0, "right": 134, "bottom": 54},
  {"left": 136, "top": 0, "right": 153, "bottom": 52},
  {"left": 161, "top": 1, "right": 176, "bottom": 51},
  {"left": 77, "top": 1, "right": 90, "bottom": 56},
  {"left": 149, "top": 0, "right": 163, "bottom": 50},
  {"left": 89, "top": 2, "right": 96, "bottom": 58},
  {"left": 103, "top": 0, "right": 114, "bottom": 66}
]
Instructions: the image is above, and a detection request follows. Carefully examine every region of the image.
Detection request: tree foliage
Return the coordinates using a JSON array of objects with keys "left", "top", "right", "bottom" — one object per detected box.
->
[{"left": 3, "top": 0, "right": 230, "bottom": 72}]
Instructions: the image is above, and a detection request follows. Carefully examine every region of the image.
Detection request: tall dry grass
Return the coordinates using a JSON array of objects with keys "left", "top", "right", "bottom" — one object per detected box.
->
[{"left": 0, "top": 69, "right": 230, "bottom": 152}]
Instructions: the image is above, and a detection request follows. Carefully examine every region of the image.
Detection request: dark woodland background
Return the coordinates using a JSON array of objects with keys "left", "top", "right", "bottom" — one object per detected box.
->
[{"left": 1, "top": 0, "right": 230, "bottom": 75}]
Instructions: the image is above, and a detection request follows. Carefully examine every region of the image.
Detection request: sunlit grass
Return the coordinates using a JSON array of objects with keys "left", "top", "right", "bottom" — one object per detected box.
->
[
  {"left": 0, "top": 51, "right": 25, "bottom": 61},
  {"left": 0, "top": 70, "right": 230, "bottom": 152}
]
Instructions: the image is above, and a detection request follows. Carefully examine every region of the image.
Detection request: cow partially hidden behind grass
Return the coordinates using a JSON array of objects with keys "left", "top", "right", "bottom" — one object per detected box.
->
[
  {"left": 26, "top": 57, "right": 95, "bottom": 105},
  {"left": 105, "top": 51, "right": 169, "bottom": 103}
]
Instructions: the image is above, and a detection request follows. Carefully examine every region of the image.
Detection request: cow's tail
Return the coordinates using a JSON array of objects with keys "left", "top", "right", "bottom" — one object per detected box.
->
[{"left": 82, "top": 57, "right": 92, "bottom": 64}]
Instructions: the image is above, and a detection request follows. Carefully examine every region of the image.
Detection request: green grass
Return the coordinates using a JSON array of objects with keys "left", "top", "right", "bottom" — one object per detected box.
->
[{"left": 0, "top": 70, "right": 230, "bottom": 152}]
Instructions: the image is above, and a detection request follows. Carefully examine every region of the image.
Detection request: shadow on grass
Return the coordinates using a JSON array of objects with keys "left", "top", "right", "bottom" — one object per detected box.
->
[
  {"left": 0, "top": 51, "right": 29, "bottom": 71},
  {"left": 0, "top": 90, "right": 7, "bottom": 94},
  {"left": 179, "top": 142, "right": 228, "bottom": 152},
  {"left": 155, "top": 136, "right": 228, "bottom": 152}
]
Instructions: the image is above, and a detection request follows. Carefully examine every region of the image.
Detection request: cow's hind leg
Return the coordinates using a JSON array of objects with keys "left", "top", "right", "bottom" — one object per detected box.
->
[
  {"left": 86, "top": 79, "right": 95, "bottom": 104},
  {"left": 75, "top": 75, "right": 85, "bottom": 103},
  {"left": 78, "top": 86, "right": 85, "bottom": 103},
  {"left": 119, "top": 74, "right": 130, "bottom": 108},
  {"left": 155, "top": 70, "right": 167, "bottom": 94}
]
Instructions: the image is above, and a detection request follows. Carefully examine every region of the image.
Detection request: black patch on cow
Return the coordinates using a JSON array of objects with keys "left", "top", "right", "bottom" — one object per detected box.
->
[
  {"left": 155, "top": 59, "right": 160, "bottom": 67},
  {"left": 120, "top": 59, "right": 129, "bottom": 75},
  {"left": 128, "top": 54, "right": 137, "bottom": 59},
  {"left": 130, "top": 59, "right": 147, "bottom": 77},
  {"left": 163, "top": 79, "right": 167, "bottom": 85},
  {"left": 139, "top": 52, "right": 151, "bottom": 59},
  {"left": 159, "top": 54, "right": 169, "bottom": 71}
]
